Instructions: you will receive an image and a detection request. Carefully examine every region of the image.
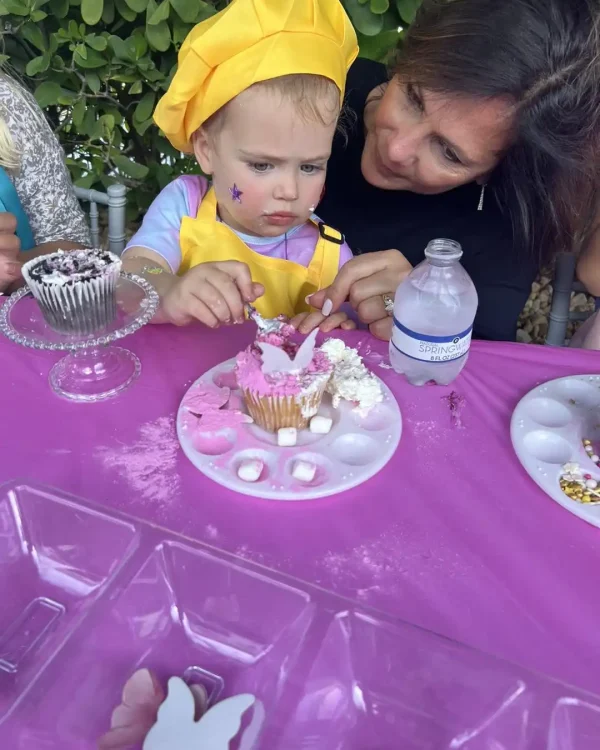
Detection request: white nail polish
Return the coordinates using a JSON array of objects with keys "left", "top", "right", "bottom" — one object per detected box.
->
[{"left": 322, "top": 299, "right": 333, "bottom": 316}]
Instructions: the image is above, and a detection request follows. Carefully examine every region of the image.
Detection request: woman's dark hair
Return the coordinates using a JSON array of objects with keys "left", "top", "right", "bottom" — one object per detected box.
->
[{"left": 394, "top": 0, "right": 600, "bottom": 264}]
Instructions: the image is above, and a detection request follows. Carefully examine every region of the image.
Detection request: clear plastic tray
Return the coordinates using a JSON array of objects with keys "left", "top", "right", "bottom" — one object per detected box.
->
[{"left": 0, "top": 481, "right": 599, "bottom": 749}]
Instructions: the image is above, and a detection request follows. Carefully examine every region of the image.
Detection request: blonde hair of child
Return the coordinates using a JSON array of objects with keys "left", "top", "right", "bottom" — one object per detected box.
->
[{"left": 202, "top": 73, "right": 341, "bottom": 135}]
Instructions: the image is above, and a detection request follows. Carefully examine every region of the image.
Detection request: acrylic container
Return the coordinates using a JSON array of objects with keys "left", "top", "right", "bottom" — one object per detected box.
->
[{"left": 0, "top": 481, "right": 599, "bottom": 749}]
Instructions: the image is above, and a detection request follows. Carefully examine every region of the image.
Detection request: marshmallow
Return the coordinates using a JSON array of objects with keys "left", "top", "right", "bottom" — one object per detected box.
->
[
  {"left": 237, "top": 459, "right": 263, "bottom": 482},
  {"left": 310, "top": 415, "right": 333, "bottom": 434},
  {"left": 292, "top": 460, "right": 317, "bottom": 482},
  {"left": 277, "top": 427, "right": 297, "bottom": 447}
]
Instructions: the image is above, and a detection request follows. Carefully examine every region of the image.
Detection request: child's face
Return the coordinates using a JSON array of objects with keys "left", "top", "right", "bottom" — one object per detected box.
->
[{"left": 194, "top": 86, "right": 338, "bottom": 237}]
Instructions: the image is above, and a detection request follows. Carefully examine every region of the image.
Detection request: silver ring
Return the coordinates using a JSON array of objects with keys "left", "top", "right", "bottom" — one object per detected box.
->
[{"left": 382, "top": 294, "right": 394, "bottom": 315}]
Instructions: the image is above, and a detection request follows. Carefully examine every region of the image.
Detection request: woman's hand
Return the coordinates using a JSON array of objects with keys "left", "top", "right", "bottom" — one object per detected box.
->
[
  {"left": 160, "top": 260, "right": 263, "bottom": 327},
  {"left": 308, "top": 250, "right": 412, "bottom": 340},
  {"left": 0, "top": 213, "right": 22, "bottom": 292},
  {"left": 290, "top": 309, "right": 356, "bottom": 335}
]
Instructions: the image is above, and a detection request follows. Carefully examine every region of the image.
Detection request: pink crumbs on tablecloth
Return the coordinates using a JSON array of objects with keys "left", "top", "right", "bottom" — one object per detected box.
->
[{"left": 94, "top": 416, "right": 181, "bottom": 511}]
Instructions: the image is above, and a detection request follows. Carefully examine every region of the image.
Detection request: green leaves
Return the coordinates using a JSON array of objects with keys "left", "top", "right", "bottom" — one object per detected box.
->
[
  {"left": 343, "top": 0, "right": 384, "bottom": 36},
  {"left": 74, "top": 46, "right": 107, "bottom": 67},
  {"left": 26, "top": 55, "right": 50, "bottom": 76},
  {"left": 146, "top": 20, "right": 171, "bottom": 51},
  {"left": 370, "top": 0, "right": 389, "bottom": 13},
  {"left": 81, "top": 0, "right": 103, "bottom": 25},
  {"left": 21, "top": 22, "right": 46, "bottom": 51},
  {"left": 169, "top": 0, "right": 208, "bottom": 23},
  {"left": 34, "top": 80, "right": 63, "bottom": 107},
  {"left": 112, "top": 153, "right": 149, "bottom": 180},
  {"left": 396, "top": 0, "right": 421, "bottom": 24},
  {"left": 147, "top": 0, "right": 169, "bottom": 24},
  {"left": 85, "top": 71, "right": 101, "bottom": 93},
  {"left": 123, "top": 0, "right": 147, "bottom": 11},
  {"left": 134, "top": 91, "right": 155, "bottom": 122}
]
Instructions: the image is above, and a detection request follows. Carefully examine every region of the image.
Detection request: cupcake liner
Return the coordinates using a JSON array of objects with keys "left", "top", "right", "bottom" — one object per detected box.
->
[
  {"left": 242, "top": 386, "right": 326, "bottom": 432},
  {"left": 22, "top": 251, "right": 121, "bottom": 336}
]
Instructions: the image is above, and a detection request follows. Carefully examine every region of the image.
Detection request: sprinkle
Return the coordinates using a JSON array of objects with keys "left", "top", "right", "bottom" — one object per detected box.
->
[
  {"left": 443, "top": 391, "right": 465, "bottom": 428},
  {"left": 277, "top": 427, "right": 297, "bottom": 447}
]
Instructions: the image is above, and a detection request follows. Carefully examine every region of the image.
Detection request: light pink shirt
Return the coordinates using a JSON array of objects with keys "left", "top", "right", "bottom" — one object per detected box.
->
[{"left": 126, "top": 174, "right": 353, "bottom": 273}]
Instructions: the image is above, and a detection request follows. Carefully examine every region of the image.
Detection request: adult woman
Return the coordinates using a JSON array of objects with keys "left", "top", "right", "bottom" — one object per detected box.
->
[
  {"left": 309, "top": 0, "right": 600, "bottom": 341},
  {"left": 0, "top": 72, "right": 90, "bottom": 292}
]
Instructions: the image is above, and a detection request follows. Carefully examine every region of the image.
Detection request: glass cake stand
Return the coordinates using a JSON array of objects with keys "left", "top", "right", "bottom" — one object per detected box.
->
[{"left": 0, "top": 273, "right": 159, "bottom": 402}]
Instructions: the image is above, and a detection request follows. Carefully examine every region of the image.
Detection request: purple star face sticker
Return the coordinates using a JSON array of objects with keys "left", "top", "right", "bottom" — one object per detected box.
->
[{"left": 229, "top": 184, "right": 243, "bottom": 203}]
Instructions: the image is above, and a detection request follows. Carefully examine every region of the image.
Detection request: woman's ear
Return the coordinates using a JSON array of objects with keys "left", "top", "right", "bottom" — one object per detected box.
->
[{"left": 192, "top": 128, "right": 213, "bottom": 175}]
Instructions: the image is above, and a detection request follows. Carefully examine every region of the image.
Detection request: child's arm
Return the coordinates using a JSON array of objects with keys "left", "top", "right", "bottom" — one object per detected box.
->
[
  {"left": 123, "top": 250, "right": 262, "bottom": 327},
  {"left": 122, "top": 179, "right": 262, "bottom": 326}
]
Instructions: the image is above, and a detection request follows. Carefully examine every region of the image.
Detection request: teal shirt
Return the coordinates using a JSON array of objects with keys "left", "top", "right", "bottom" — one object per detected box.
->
[{"left": 0, "top": 166, "right": 34, "bottom": 251}]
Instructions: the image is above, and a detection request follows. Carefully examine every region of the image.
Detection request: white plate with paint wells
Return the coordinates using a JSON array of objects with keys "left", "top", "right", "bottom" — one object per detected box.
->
[
  {"left": 511, "top": 374, "right": 600, "bottom": 527},
  {"left": 176, "top": 357, "right": 402, "bottom": 501}
]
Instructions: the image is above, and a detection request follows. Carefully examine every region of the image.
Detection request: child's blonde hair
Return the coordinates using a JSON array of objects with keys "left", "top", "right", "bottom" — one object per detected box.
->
[
  {"left": 0, "top": 118, "right": 19, "bottom": 171},
  {"left": 202, "top": 73, "right": 341, "bottom": 135}
]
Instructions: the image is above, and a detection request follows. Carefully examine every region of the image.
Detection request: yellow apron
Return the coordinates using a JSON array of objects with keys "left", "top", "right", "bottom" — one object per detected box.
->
[{"left": 179, "top": 187, "right": 343, "bottom": 319}]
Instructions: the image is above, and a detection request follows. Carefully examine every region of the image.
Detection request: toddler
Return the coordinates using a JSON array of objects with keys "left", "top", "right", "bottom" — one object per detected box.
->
[{"left": 123, "top": 0, "right": 358, "bottom": 333}]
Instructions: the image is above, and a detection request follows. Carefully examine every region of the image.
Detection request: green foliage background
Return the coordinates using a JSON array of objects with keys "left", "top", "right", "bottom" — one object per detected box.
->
[{"left": 0, "top": 0, "right": 420, "bottom": 218}]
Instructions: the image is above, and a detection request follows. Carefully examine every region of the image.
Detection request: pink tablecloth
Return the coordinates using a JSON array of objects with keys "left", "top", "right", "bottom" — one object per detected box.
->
[{"left": 1, "top": 323, "right": 599, "bottom": 694}]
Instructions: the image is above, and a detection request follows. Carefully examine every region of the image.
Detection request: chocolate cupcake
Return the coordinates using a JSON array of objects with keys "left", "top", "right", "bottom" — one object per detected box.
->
[{"left": 22, "top": 249, "right": 122, "bottom": 336}]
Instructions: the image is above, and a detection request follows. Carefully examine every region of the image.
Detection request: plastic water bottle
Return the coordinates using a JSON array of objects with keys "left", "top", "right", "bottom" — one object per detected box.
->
[{"left": 389, "top": 238, "right": 478, "bottom": 385}]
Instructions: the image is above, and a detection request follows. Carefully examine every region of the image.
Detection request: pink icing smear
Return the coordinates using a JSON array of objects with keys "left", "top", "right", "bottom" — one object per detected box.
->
[
  {"left": 182, "top": 383, "right": 230, "bottom": 413},
  {"left": 235, "top": 341, "right": 331, "bottom": 398},
  {"left": 195, "top": 410, "right": 253, "bottom": 430},
  {"left": 213, "top": 369, "right": 238, "bottom": 389},
  {"left": 182, "top": 407, "right": 251, "bottom": 434}
]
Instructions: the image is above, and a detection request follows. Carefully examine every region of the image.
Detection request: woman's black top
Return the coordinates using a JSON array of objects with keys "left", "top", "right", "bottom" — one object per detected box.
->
[{"left": 318, "top": 58, "right": 538, "bottom": 341}]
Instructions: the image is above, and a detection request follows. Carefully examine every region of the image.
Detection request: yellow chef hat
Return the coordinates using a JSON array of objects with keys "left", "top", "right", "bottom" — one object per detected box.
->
[{"left": 154, "top": 0, "right": 359, "bottom": 153}]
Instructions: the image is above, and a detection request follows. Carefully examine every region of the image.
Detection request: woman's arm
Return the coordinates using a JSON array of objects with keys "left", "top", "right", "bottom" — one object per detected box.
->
[
  {"left": 309, "top": 249, "right": 413, "bottom": 339},
  {"left": 0, "top": 75, "right": 91, "bottom": 250},
  {"left": 576, "top": 225, "right": 600, "bottom": 297}
]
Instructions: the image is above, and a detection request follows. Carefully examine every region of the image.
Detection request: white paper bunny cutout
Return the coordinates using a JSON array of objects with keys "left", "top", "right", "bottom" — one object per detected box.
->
[
  {"left": 143, "top": 677, "right": 263, "bottom": 750},
  {"left": 257, "top": 328, "right": 319, "bottom": 374}
]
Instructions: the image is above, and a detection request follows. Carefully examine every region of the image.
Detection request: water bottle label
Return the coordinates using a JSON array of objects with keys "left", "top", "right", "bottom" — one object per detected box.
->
[{"left": 391, "top": 319, "right": 473, "bottom": 362}]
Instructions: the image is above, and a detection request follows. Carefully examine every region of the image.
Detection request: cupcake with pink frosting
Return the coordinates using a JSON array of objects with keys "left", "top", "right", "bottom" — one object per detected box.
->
[{"left": 235, "top": 325, "right": 332, "bottom": 433}]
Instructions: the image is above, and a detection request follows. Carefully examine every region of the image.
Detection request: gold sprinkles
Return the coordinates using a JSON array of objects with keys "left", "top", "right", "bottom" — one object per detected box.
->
[
  {"left": 559, "top": 477, "right": 600, "bottom": 505},
  {"left": 559, "top": 439, "right": 600, "bottom": 504}
]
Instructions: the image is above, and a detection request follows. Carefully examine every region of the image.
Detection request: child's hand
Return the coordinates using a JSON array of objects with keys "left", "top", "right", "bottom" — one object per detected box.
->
[
  {"left": 160, "top": 261, "right": 263, "bottom": 327},
  {"left": 291, "top": 309, "right": 356, "bottom": 335}
]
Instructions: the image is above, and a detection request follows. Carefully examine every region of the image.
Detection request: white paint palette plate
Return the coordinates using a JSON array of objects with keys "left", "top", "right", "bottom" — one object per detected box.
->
[
  {"left": 511, "top": 374, "right": 600, "bottom": 527},
  {"left": 177, "top": 357, "right": 402, "bottom": 501}
]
